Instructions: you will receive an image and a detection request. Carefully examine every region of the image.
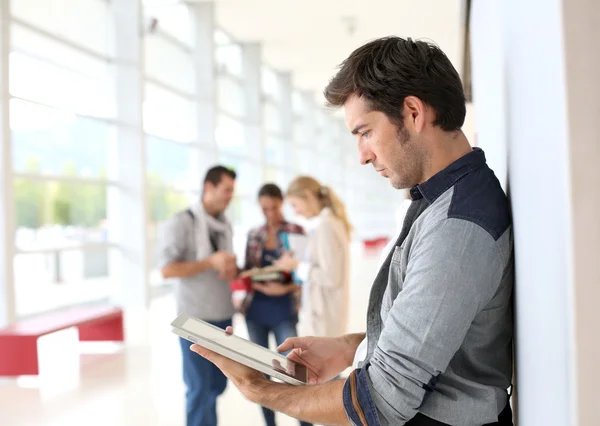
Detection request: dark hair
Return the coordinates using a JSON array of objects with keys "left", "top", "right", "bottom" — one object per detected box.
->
[
  {"left": 258, "top": 183, "right": 283, "bottom": 200},
  {"left": 204, "top": 165, "right": 236, "bottom": 186},
  {"left": 324, "top": 37, "right": 466, "bottom": 132}
]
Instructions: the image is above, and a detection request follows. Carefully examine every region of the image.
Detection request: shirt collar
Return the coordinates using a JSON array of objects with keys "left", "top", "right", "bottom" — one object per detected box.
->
[{"left": 410, "top": 147, "right": 487, "bottom": 204}]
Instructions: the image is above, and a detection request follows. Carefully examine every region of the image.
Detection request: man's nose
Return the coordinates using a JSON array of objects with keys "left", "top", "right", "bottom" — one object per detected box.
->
[{"left": 358, "top": 142, "right": 375, "bottom": 166}]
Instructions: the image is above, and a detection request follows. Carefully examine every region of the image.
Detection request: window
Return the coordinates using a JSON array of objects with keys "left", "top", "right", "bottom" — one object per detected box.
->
[
  {"left": 217, "top": 75, "right": 245, "bottom": 118},
  {"left": 12, "top": 0, "right": 110, "bottom": 56},
  {"left": 215, "top": 114, "right": 246, "bottom": 154},
  {"left": 12, "top": 23, "right": 110, "bottom": 79},
  {"left": 146, "top": 136, "right": 200, "bottom": 191},
  {"left": 145, "top": 34, "right": 195, "bottom": 94},
  {"left": 143, "top": 83, "right": 197, "bottom": 143},
  {"left": 219, "top": 155, "right": 262, "bottom": 198},
  {"left": 293, "top": 147, "right": 313, "bottom": 173},
  {"left": 264, "top": 165, "right": 290, "bottom": 189},
  {"left": 8, "top": 3, "right": 118, "bottom": 317},
  {"left": 11, "top": 99, "right": 115, "bottom": 180},
  {"left": 14, "top": 179, "right": 109, "bottom": 251},
  {"left": 263, "top": 102, "right": 283, "bottom": 135},
  {"left": 143, "top": 2, "right": 193, "bottom": 49},
  {"left": 10, "top": 52, "right": 115, "bottom": 118},
  {"left": 216, "top": 42, "right": 243, "bottom": 77},
  {"left": 264, "top": 136, "right": 286, "bottom": 165},
  {"left": 14, "top": 247, "right": 113, "bottom": 317}
]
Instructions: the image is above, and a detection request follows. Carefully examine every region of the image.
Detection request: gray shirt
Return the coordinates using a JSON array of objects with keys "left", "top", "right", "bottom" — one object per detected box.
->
[
  {"left": 158, "top": 210, "right": 235, "bottom": 322},
  {"left": 343, "top": 149, "right": 514, "bottom": 426}
]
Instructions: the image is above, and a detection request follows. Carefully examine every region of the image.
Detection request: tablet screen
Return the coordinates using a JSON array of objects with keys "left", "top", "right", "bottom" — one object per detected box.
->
[{"left": 180, "top": 318, "right": 307, "bottom": 383}]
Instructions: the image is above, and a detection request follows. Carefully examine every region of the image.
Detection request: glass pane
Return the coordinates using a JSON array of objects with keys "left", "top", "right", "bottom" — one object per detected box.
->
[
  {"left": 293, "top": 117, "right": 313, "bottom": 145},
  {"left": 219, "top": 155, "right": 262, "bottom": 198},
  {"left": 228, "top": 196, "right": 262, "bottom": 230},
  {"left": 148, "top": 188, "right": 194, "bottom": 225},
  {"left": 293, "top": 147, "right": 315, "bottom": 173},
  {"left": 264, "top": 166, "right": 290, "bottom": 189},
  {"left": 217, "top": 75, "right": 245, "bottom": 118},
  {"left": 12, "top": 0, "right": 110, "bottom": 56},
  {"left": 216, "top": 43, "right": 242, "bottom": 77},
  {"left": 11, "top": 100, "right": 114, "bottom": 179},
  {"left": 14, "top": 248, "right": 113, "bottom": 317},
  {"left": 145, "top": 34, "right": 195, "bottom": 95},
  {"left": 143, "top": 2, "right": 193, "bottom": 48},
  {"left": 215, "top": 114, "right": 246, "bottom": 154},
  {"left": 146, "top": 136, "right": 200, "bottom": 191},
  {"left": 264, "top": 136, "right": 285, "bottom": 165},
  {"left": 10, "top": 52, "right": 115, "bottom": 118},
  {"left": 214, "top": 29, "right": 231, "bottom": 46},
  {"left": 264, "top": 102, "right": 283, "bottom": 135},
  {"left": 14, "top": 179, "right": 109, "bottom": 250},
  {"left": 143, "top": 83, "right": 197, "bottom": 142},
  {"left": 11, "top": 23, "right": 110, "bottom": 80}
]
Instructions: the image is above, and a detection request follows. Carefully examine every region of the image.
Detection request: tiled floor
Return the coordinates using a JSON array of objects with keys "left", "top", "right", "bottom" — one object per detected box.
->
[{"left": 0, "top": 245, "right": 382, "bottom": 426}]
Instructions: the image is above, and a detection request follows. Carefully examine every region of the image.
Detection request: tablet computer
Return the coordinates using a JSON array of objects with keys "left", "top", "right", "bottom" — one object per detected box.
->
[{"left": 171, "top": 314, "right": 308, "bottom": 386}]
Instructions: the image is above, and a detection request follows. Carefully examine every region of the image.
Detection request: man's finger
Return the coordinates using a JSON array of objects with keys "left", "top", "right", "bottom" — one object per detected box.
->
[
  {"left": 278, "top": 337, "right": 303, "bottom": 352},
  {"left": 190, "top": 344, "right": 227, "bottom": 367},
  {"left": 225, "top": 326, "right": 234, "bottom": 335}
]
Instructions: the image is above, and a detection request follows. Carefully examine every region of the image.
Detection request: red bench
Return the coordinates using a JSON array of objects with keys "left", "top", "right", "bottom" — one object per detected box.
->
[{"left": 0, "top": 305, "right": 124, "bottom": 376}]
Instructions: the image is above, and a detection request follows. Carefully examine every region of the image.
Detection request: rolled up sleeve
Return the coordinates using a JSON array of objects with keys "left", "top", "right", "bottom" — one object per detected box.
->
[{"left": 344, "top": 219, "right": 506, "bottom": 425}]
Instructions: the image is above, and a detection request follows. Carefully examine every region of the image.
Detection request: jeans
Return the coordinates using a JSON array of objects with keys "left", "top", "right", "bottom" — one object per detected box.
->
[
  {"left": 179, "top": 318, "right": 232, "bottom": 426},
  {"left": 246, "top": 320, "right": 312, "bottom": 426}
]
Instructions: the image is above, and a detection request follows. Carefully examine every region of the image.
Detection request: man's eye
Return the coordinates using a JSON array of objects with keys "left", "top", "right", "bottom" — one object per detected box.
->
[{"left": 362, "top": 131, "right": 370, "bottom": 138}]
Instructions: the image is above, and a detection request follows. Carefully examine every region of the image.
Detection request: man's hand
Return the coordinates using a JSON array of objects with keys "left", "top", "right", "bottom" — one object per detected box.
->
[
  {"left": 192, "top": 327, "right": 353, "bottom": 426},
  {"left": 189, "top": 326, "right": 269, "bottom": 403},
  {"left": 253, "top": 281, "right": 296, "bottom": 297},
  {"left": 210, "top": 251, "right": 238, "bottom": 280},
  {"left": 278, "top": 334, "right": 362, "bottom": 384}
]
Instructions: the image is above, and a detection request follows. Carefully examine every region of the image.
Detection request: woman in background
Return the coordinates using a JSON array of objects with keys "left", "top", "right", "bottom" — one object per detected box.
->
[
  {"left": 275, "top": 176, "right": 352, "bottom": 339},
  {"left": 243, "top": 183, "right": 309, "bottom": 426}
]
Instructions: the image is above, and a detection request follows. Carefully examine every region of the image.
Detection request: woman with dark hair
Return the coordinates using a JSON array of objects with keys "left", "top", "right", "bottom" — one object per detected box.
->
[{"left": 243, "top": 183, "right": 310, "bottom": 426}]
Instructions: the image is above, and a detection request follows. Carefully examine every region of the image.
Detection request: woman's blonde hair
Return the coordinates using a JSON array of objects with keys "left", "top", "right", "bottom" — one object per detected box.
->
[{"left": 286, "top": 176, "right": 352, "bottom": 237}]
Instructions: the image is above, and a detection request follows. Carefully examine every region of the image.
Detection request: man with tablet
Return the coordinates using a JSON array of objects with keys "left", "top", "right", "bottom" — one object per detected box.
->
[{"left": 188, "top": 37, "right": 514, "bottom": 426}]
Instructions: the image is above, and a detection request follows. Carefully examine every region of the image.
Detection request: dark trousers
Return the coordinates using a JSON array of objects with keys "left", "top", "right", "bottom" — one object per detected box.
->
[
  {"left": 407, "top": 402, "right": 513, "bottom": 426},
  {"left": 246, "top": 320, "right": 312, "bottom": 426},
  {"left": 179, "top": 318, "right": 232, "bottom": 426}
]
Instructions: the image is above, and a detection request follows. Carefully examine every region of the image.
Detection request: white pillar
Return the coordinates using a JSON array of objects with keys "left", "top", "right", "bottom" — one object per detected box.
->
[
  {"left": 471, "top": 0, "right": 600, "bottom": 424},
  {"left": 0, "top": 0, "right": 14, "bottom": 327},
  {"left": 108, "top": 0, "right": 150, "bottom": 309},
  {"left": 191, "top": 2, "right": 218, "bottom": 171},
  {"left": 277, "top": 71, "right": 293, "bottom": 186},
  {"left": 241, "top": 42, "right": 263, "bottom": 176},
  {"left": 562, "top": 1, "right": 600, "bottom": 424}
]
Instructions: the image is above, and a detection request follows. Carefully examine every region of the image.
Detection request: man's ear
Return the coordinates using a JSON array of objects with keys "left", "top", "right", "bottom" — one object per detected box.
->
[{"left": 403, "top": 96, "right": 427, "bottom": 133}]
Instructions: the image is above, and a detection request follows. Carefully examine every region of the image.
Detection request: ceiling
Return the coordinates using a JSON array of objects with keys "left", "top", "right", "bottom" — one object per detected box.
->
[{"left": 210, "top": 0, "right": 466, "bottom": 101}]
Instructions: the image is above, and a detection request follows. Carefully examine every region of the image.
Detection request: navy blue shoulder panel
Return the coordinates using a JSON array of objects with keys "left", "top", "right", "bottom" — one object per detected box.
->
[{"left": 448, "top": 166, "right": 511, "bottom": 241}]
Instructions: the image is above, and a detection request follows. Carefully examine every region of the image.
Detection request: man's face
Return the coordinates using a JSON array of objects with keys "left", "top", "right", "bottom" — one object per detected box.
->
[
  {"left": 344, "top": 95, "right": 425, "bottom": 189},
  {"left": 206, "top": 175, "right": 235, "bottom": 213}
]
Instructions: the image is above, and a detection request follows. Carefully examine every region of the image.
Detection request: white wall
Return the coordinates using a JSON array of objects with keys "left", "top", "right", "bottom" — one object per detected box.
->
[{"left": 472, "top": 1, "right": 600, "bottom": 425}]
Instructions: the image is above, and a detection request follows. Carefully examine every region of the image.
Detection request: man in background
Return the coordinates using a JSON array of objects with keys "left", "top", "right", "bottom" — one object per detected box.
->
[{"left": 159, "top": 165, "right": 238, "bottom": 426}]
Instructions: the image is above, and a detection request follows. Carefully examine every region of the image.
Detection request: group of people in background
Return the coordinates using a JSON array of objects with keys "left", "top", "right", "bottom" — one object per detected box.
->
[{"left": 158, "top": 165, "right": 351, "bottom": 426}]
